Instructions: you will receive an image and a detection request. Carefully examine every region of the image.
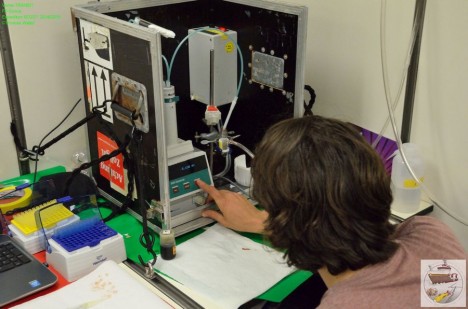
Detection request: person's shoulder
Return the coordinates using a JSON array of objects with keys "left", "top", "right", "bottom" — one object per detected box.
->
[
  {"left": 396, "top": 215, "right": 449, "bottom": 234},
  {"left": 395, "top": 216, "right": 466, "bottom": 258},
  {"left": 409, "top": 215, "right": 445, "bottom": 225}
]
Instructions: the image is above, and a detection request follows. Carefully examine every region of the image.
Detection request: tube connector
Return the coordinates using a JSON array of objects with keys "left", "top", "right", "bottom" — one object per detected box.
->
[
  {"left": 163, "top": 84, "right": 179, "bottom": 104},
  {"left": 205, "top": 105, "right": 221, "bottom": 126},
  {"left": 218, "top": 137, "right": 230, "bottom": 154},
  {"left": 217, "top": 128, "right": 230, "bottom": 154}
]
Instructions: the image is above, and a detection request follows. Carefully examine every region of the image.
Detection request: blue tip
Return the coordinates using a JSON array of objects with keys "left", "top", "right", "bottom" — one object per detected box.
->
[
  {"left": 57, "top": 196, "right": 73, "bottom": 203},
  {"left": 17, "top": 183, "right": 31, "bottom": 190}
]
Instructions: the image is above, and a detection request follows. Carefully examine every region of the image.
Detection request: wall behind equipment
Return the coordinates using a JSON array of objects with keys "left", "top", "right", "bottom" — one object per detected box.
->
[
  {"left": 0, "top": 53, "right": 18, "bottom": 177},
  {"left": 294, "top": 0, "right": 468, "bottom": 250},
  {"left": 1, "top": 0, "right": 467, "bottom": 250},
  {"left": 1, "top": 0, "right": 90, "bottom": 180}
]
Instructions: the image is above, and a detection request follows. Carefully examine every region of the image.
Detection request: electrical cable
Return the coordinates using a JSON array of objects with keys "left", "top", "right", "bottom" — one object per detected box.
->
[
  {"left": 32, "top": 98, "right": 82, "bottom": 183},
  {"left": 66, "top": 114, "right": 136, "bottom": 223},
  {"left": 380, "top": 0, "right": 468, "bottom": 226},
  {"left": 9, "top": 122, "right": 28, "bottom": 160},
  {"left": 303, "top": 85, "right": 316, "bottom": 116},
  {"left": 133, "top": 129, "right": 157, "bottom": 272}
]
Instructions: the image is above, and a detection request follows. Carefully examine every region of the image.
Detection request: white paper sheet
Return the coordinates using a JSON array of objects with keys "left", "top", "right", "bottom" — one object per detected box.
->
[
  {"left": 12, "top": 260, "right": 174, "bottom": 309},
  {"left": 154, "top": 224, "right": 296, "bottom": 309}
]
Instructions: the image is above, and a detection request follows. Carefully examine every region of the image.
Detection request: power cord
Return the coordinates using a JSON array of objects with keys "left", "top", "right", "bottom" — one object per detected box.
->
[
  {"left": 31, "top": 99, "right": 83, "bottom": 183},
  {"left": 303, "top": 85, "right": 316, "bottom": 116}
]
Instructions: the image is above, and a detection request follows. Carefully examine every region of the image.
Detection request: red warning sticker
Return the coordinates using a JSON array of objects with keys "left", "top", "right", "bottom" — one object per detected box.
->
[{"left": 97, "top": 131, "right": 125, "bottom": 190}]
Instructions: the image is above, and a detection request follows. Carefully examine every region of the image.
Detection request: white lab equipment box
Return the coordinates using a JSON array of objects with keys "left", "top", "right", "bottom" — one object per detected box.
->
[{"left": 188, "top": 28, "right": 237, "bottom": 106}]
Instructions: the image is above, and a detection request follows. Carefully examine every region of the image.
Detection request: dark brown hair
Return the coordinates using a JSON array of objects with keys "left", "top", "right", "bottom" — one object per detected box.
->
[{"left": 251, "top": 115, "right": 398, "bottom": 275}]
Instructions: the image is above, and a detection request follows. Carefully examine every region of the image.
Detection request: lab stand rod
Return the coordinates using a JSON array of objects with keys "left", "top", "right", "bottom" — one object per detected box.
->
[
  {"left": 401, "top": 0, "right": 427, "bottom": 143},
  {"left": 0, "top": 0, "right": 30, "bottom": 175}
]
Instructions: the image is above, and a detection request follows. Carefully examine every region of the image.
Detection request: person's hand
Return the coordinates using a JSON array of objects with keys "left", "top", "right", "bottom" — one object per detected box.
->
[{"left": 196, "top": 179, "right": 268, "bottom": 234}]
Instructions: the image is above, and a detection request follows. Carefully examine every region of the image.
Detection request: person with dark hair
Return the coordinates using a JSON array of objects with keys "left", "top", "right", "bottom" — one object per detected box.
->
[{"left": 196, "top": 115, "right": 467, "bottom": 308}]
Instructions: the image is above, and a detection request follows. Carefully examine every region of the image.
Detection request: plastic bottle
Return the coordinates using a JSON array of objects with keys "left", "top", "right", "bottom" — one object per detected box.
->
[
  {"left": 159, "top": 229, "right": 176, "bottom": 260},
  {"left": 391, "top": 143, "right": 425, "bottom": 214}
]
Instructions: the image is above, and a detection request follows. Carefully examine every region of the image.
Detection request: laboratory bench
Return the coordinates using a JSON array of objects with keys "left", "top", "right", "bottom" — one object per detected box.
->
[{"left": 1, "top": 166, "right": 316, "bottom": 308}]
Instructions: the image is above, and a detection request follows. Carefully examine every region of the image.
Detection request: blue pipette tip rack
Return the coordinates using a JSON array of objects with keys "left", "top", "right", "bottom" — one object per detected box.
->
[{"left": 51, "top": 218, "right": 117, "bottom": 252}]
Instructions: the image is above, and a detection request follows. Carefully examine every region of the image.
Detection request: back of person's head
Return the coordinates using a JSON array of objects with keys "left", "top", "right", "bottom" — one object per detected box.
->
[{"left": 251, "top": 115, "right": 398, "bottom": 275}]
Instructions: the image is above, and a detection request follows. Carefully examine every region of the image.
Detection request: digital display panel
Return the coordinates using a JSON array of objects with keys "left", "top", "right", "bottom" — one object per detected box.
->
[{"left": 169, "top": 155, "right": 208, "bottom": 180}]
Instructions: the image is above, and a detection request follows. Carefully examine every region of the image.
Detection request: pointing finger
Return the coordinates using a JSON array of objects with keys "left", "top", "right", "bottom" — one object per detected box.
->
[{"left": 195, "top": 179, "right": 221, "bottom": 200}]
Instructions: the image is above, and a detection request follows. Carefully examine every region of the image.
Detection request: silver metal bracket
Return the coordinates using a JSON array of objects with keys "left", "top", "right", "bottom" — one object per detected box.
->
[
  {"left": 146, "top": 199, "right": 164, "bottom": 222},
  {"left": 111, "top": 73, "right": 149, "bottom": 133}
]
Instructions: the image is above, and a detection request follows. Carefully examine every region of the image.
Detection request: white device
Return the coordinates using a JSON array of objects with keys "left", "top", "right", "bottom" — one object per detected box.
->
[
  {"left": 9, "top": 215, "right": 80, "bottom": 254},
  {"left": 164, "top": 149, "right": 214, "bottom": 235},
  {"left": 188, "top": 28, "right": 237, "bottom": 106},
  {"left": 45, "top": 219, "right": 126, "bottom": 282},
  {"left": 46, "top": 233, "right": 126, "bottom": 282}
]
